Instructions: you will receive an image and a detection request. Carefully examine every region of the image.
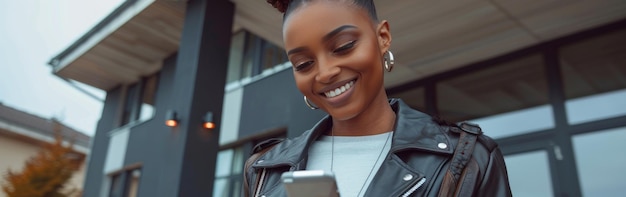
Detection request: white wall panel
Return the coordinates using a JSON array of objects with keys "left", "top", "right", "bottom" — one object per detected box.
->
[
  {"left": 103, "top": 128, "right": 129, "bottom": 173},
  {"left": 219, "top": 87, "right": 243, "bottom": 145}
]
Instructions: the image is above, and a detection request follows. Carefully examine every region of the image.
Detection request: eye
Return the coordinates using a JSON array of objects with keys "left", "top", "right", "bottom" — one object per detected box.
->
[
  {"left": 333, "top": 40, "right": 356, "bottom": 54},
  {"left": 294, "top": 60, "right": 314, "bottom": 71}
]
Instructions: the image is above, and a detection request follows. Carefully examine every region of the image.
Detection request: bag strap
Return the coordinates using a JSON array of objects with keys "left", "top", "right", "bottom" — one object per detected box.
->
[{"left": 438, "top": 122, "right": 482, "bottom": 197}]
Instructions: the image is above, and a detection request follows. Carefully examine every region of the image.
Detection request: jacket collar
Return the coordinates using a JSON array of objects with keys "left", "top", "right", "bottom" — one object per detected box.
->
[
  {"left": 390, "top": 99, "right": 454, "bottom": 154},
  {"left": 254, "top": 99, "right": 453, "bottom": 168}
]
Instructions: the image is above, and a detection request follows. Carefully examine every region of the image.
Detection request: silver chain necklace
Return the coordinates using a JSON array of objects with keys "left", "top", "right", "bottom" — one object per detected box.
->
[{"left": 330, "top": 129, "right": 392, "bottom": 197}]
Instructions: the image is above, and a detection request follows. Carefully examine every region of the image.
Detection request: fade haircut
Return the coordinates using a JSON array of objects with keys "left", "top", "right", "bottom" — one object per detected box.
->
[{"left": 267, "top": 0, "right": 379, "bottom": 22}]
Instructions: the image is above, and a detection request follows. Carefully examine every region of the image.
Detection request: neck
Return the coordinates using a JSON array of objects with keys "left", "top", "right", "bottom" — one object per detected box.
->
[{"left": 331, "top": 90, "right": 395, "bottom": 136}]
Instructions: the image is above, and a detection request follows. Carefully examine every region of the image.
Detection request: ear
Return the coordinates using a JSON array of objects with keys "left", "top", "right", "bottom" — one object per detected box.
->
[{"left": 376, "top": 20, "right": 392, "bottom": 56}]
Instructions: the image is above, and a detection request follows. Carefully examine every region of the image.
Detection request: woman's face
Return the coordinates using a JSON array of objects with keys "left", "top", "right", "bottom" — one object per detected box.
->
[{"left": 283, "top": 1, "right": 391, "bottom": 121}]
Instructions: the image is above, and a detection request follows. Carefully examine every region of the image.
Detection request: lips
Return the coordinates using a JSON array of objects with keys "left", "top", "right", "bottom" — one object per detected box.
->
[{"left": 323, "top": 80, "right": 355, "bottom": 98}]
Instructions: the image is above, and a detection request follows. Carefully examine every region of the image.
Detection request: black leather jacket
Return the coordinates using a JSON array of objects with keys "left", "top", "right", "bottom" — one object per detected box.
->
[{"left": 245, "top": 99, "right": 512, "bottom": 197}]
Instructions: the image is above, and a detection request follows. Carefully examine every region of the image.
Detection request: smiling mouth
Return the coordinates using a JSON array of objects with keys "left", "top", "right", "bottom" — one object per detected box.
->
[{"left": 323, "top": 80, "right": 355, "bottom": 98}]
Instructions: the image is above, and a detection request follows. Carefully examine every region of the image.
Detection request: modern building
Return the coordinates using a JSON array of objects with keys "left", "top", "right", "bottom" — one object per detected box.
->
[
  {"left": 49, "top": 0, "right": 626, "bottom": 196},
  {"left": 0, "top": 103, "right": 90, "bottom": 197}
]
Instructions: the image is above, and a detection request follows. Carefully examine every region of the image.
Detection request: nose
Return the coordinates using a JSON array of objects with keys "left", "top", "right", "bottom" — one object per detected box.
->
[{"left": 315, "top": 58, "right": 340, "bottom": 84}]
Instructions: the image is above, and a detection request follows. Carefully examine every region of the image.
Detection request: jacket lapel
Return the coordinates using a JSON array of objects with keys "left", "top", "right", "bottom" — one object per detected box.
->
[
  {"left": 390, "top": 99, "right": 454, "bottom": 155},
  {"left": 252, "top": 115, "right": 332, "bottom": 169},
  {"left": 362, "top": 99, "right": 454, "bottom": 196}
]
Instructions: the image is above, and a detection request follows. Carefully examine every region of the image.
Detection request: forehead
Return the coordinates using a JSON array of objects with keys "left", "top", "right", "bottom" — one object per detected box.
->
[{"left": 282, "top": 1, "right": 373, "bottom": 49}]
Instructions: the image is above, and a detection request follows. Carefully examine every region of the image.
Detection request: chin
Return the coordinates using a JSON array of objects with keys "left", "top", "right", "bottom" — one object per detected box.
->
[{"left": 325, "top": 103, "right": 362, "bottom": 121}]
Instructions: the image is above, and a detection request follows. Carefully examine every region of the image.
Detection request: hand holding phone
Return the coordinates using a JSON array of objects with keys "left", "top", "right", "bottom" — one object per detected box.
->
[{"left": 281, "top": 170, "right": 340, "bottom": 197}]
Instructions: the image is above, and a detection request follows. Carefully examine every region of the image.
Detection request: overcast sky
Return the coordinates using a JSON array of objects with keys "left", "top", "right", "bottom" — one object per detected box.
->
[{"left": 0, "top": 0, "right": 124, "bottom": 136}]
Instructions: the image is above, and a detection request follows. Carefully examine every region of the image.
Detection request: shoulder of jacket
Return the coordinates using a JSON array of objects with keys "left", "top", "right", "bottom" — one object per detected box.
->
[{"left": 252, "top": 138, "right": 284, "bottom": 154}]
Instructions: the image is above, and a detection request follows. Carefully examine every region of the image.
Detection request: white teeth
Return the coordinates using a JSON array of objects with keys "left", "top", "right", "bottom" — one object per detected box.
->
[{"left": 324, "top": 81, "right": 354, "bottom": 98}]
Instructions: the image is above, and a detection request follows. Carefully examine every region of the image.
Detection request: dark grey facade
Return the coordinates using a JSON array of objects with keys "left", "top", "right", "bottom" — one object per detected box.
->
[
  {"left": 81, "top": 0, "right": 234, "bottom": 196},
  {"left": 238, "top": 69, "right": 326, "bottom": 139}
]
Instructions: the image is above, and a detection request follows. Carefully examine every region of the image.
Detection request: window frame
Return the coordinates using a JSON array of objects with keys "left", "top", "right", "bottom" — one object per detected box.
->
[
  {"left": 228, "top": 30, "right": 289, "bottom": 83},
  {"left": 117, "top": 73, "right": 160, "bottom": 128},
  {"left": 107, "top": 164, "right": 143, "bottom": 197},
  {"left": 213, "top": 127, "right": 287, "bottom": 196}
]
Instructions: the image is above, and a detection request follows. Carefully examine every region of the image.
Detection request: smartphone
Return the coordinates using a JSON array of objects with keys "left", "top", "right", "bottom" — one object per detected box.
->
[{"left": 281, "top": 170, "right": 340, "bottom": 197}]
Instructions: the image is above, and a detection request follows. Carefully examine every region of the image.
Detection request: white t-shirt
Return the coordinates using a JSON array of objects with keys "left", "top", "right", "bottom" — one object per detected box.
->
[{"left": 307, "top": 132, "right": 393, "bottom": 197}]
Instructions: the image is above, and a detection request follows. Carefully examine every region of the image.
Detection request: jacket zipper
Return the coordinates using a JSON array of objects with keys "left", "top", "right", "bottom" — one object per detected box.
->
[
  {"left": 401, "top": 177, "right": 426, "bottom": 197},
  {"left": 254, "top": 169, "right": 267, "bottom": 197}
]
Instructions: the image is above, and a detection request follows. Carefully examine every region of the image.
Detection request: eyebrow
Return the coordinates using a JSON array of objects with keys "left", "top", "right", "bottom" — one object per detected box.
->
[
  {"left": 287, "top": 47, "right": 307, "bottom": 56},
  {"left": 322, "top": 25, "right": 357, "bottom": 42},
  {"left": 286, "top": 25, "right": 358, "bottom": 56}
]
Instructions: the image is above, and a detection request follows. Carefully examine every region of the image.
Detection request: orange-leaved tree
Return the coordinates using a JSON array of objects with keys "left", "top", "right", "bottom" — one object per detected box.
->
[{"left": 1, "top": 120, "right": 85, "bottom": 197}]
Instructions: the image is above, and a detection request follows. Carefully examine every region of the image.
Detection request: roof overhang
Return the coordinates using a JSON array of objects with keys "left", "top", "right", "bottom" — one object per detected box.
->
[
  {"left": 49, "top": 0, "right": 185, "bottom": 91},
  {"left": 50, "top": 0, "right": 626, "bottom": 91}
]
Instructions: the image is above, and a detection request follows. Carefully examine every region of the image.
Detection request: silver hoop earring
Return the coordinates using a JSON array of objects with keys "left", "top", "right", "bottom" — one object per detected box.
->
[
  {"left": 384, "top": 50, "right": 395, "bottom": 72},
  {"left": 304, "top": 96, "right": 319, "bottom": 110}
]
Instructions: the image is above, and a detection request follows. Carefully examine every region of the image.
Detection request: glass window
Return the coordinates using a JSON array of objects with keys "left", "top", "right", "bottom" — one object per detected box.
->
[
  {"left": 109, "top": 174, "right": 123, "bottom": 197},
  {"left": 437, "top": 54, "right": 554, "bottom": 138},
  {"left": 504, "top": 150, "right": 554, "bottom": 197},
  {"left": 119, "top": 74, "right": 159, "bottom": 127},
  {"left": 227, "top": 31, "right": 246, "bottom": 83},
  {"left": 108, "top": 168, "right": 142, "bottom": 197},
  {"left": 241, "top": 33, "right": 258, "bottom": 80},
  {"left": 213, "top": 179, "right": 229, "bottom": 197},
  {"left": 388, "top": 86, "right": 426, "bottom": 112},
  {"left": 138, "top": 75, "right": 158, "bottom": 122},
  {"left": 573, "top": 127, "right": 626, "bottom": 196},
  {"left": 565, "top": 90, "right": 626, "bottom": 124},
  {"left": 215, "top": 149, "right": 234, "bottom": 177},
  {"left": 126, "top": 169, "right": 141, "bottom": 197},
  {"left": 261, "top": 41, "right": 288, "bottom": 71},
  {"left": 560, "top": 28, "right": 626, "bottom": 125},
  {"left": 121, "top": 83, "right": 140, "bottom": 126},
  {"left": 232, "top": 146, "right": 244, "bottom": 174},
  {"left": 469, "top": 104, "right": 554, "bottom": 139},
  {"left": 213, "top": 147, "right": 244, "bottom": 197},
  {"left": 228, "top": 31, "right": 288, "bottom": 83}
]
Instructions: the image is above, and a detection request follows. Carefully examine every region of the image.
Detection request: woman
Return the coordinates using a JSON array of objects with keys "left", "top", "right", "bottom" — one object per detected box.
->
[{"left": 244, "top": 0, "right": 512, "bottom": 196}]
